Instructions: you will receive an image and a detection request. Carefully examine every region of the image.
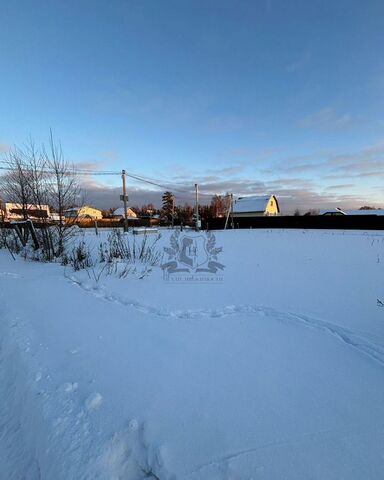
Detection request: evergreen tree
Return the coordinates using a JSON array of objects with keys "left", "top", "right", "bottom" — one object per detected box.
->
[{"left": 162, "top": 191, "right": 175, "bottom": 222}]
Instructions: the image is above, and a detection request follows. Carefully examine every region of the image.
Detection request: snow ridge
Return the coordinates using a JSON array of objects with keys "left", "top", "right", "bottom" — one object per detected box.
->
[{"left": 68, "top": 275, "right": 384, "bottom": 367}]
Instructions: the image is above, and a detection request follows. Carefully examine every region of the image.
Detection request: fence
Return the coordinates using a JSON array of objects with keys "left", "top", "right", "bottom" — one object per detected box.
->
[{"left": 205, "top": 215, "right": 384, "bottom": 231}]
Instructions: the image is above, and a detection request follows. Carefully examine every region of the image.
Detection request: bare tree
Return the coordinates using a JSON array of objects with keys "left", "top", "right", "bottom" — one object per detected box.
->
[
  {"left": 0, "top": 133, "right": 82, "bottom": 259},
  {"left": 0, "top": 196, "right": 5, "bottom": 222},
  {"left": 44, "top": 131, "right": 82, "bottom": 255},
  {"left": 211, "top": 194, "right": 231, "bottom": 218},
  {"left": 0, "top": 144, "right": 32, "bottom": 219},
  {"left": 24, "top": 138, "right": 50, "bottom": 218}
]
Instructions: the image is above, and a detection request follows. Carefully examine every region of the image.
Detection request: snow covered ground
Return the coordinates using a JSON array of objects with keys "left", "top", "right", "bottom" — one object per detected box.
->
[{"left": 1, "top": 228, "right": 384, "bottom": 479}]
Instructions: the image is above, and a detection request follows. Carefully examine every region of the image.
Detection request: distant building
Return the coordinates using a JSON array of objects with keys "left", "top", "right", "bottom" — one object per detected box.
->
[
  {"left": 233, "top": 195, "right": 280, "bottom": 218},
  {"left": 3, "top": 203, "right": 51, "bottom": 220},
  {"left": 346, "top": 209, "right": 384, "bottom": 216},
  {"left": 112, "top": 207, "right": 138, "bottom": 219},
  {"left": 320, "top": 208, "right": 384, "bottom": 216},
  {"left": 320, "top": 208, "right": 347, "bottom": 216},
  {"left": 65, "top": 206, "right": 103, "bottom": 220}
]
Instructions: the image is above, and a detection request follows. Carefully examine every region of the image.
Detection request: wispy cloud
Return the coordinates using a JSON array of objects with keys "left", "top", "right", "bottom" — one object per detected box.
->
[
  {"left": 75, "top": 161, "right": 106, "bottom": 171},
  {"left": 75, "top": 139, "right": 384, "bottom": 214},
  {"left": 325, "top": 184, "right": 355, "bottom": 190},
  {"left": 267, "top": 152, "right": 328, "bottom": 175},
  {"left": 88, "top": 88, "right": 214, "bottom": 127},
  {"left": 328, "top": 142, "right": 384, "bottom": 174},
  {"left": 300, "top": 107, "right": 354, "bottom": 130},
  {"left": 283, "top": 163, "right": 324, "bottom": 174},
  {"left": 286, "top": 52, "right": 311, "bottom": 73},
  {"left": 207, "top": 164, "right": 245, "bottom": 176},
  {"left": 81, "top": 185, "right": 161, "bottom": 210},
  {"left": 79, "top": 173, "right": 382, "bottom": 214},
  {"left": 274, "top": 142, "right": 384, "bottom": 179}
]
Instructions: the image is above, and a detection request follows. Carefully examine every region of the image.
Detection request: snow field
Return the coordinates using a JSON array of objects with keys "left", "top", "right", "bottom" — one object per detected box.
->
[{"left": 1, "top": 228, "right": 384, "bottom": 479}]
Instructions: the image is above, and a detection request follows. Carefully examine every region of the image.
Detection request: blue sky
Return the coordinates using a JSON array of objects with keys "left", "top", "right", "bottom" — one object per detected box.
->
[{"left": 1, "top": 0, "right": 383, "bottom": 211}]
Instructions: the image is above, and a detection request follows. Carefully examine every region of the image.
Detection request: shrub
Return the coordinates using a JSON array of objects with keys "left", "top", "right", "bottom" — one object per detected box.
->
[
  {"left": 61, "top": 241, "right": 93, "bottom": 271},
  {"left": 98, "top": 229, "right": 162, "bottom": 267}
]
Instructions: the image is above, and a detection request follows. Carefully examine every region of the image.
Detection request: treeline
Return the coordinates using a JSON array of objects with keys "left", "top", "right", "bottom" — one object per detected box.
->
[{"left": 100, "top": 193, "right": 232, "bottom": 225}]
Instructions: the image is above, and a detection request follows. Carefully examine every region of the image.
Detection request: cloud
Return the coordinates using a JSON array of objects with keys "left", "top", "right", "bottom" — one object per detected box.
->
[
  {"left": 272, "top": 141, "right": 384, "bottom": 180},
  {"left": 300, "top": 107, "right": 353, "bottom": 130},
  {"left": 337, "top": 161, "right": 384, "bottom": 173},
  {"left": 79, "top": 173, "right": 382, "bottom": 215},
  {"left": 358, "top": 171, "right": 384, "bottom": 178},
  {"left": 73, "top": 140, "right": 384, "bottom": 214},
  {"left": 286, "top": 52, "right": 311, "bottom": 73},
  {"left": 88, "top": 88, "right": 214, "bottom": 127},
  {"left": 81, "top": 185, "right": 163, "bottom": 210},
  {"left": 283, "top": 163, "right": 324, "bottom": 173},
  {"left": 271, "top": 142, "right": 384, "bottom": 209},
  {"left": 327, "top": 142, "right": 384, "bottom": 175},
  {"left": 267, "top": 177, "right": 315, "bottom": 189},
  {"left": 74, "top": 161, "right": 106, "bottom": 171},
  {"left": 207, "top": 165, "right": 245, "bottom": 176},
  {"left": 325, "top": 184, "right": 355, "bottom": 190}
]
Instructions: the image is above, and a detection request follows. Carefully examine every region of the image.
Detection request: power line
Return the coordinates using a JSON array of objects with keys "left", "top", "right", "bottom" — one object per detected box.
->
[
  {"left": 0, "top": 160, "right": 212, "bottom": 193},
  {"left": 0, "top": 165, "right": 120, "bottom": 176},
  {"left": 0, "top": 163, "right": 222, "bottom": 199},
  {"left": 0, "top": 164, "right": 120, "bottom": 176}
]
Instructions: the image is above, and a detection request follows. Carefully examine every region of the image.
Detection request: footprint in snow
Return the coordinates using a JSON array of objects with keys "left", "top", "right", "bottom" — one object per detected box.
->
[
  {"left": 61, "top": 382, "right": 79, "bottom": 393},
  {"left": 85, "top": 392, "right": 103, "bottom": 411},
  {"left": 128, "top": 419, "right": 139, "bottom": 432}
]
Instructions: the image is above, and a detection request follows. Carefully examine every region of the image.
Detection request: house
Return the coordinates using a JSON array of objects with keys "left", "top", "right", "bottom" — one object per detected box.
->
[
  {"left": 346, "top": 209, "right": 384, "bottom": 216},
  {"left": 320, "top": 208, "right": 347, "bottom": 216},
  {"left": 2, "top": 203, "right": 51, "bottom": 221},
  {"left": 139, "top": 213, "right": 160, "bottom": 227},
  {"left": 112, "top": 207, "right": 138, "bottom": 219},
  {"left": 320, "top": 208, "right": 384, "bottom": 216},
  {"left": 65, "top": 206, "right": 103, "bottom": 220},
  {"left": 233, "top": 195, "right": 280, "bottom": 218}
]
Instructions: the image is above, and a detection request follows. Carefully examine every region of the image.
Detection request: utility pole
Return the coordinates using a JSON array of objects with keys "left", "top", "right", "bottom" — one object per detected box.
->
[
  {"left": 122, "top": 169, "right": 128, "bottom": 233},
  {"left": 195, "top": 183, "right": 199, "bottom": 231},
  {"left": 224, "top": 194, "right": 231, "bottom": 230},
  {"left": 230, "top": 193, "right": 234, "bottom": 229}
]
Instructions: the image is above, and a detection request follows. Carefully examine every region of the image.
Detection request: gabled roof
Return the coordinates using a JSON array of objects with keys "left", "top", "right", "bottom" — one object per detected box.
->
[
  {"left": 65, "top": 206, "right": 101, "bottom": 213},
  {"left": 319, "top": 208, "right": 347, "bottom": 215},
  {"left": 233, "top": 195, "right": 275, "bottom": 213},
  {"left": 112, "top": 207, "right": 138, "bottom": 218},
  {"left": 5, "top": 203, "right": 50, "bottom": 210}
]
